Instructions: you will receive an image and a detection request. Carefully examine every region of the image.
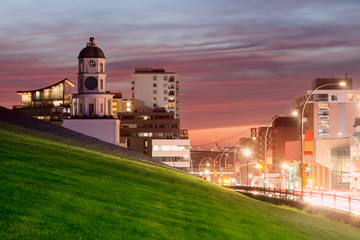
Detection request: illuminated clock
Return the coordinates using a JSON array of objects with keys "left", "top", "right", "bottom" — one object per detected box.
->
[
  {"left": 89, "top": 60, "right": 96, "bottom": 67},
  {"left": 85, "top": 77, "right": 98, "bottom": 90}
]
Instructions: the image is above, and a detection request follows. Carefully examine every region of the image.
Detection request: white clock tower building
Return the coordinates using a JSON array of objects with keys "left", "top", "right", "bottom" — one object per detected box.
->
[
  {"left": 71, "top": 37, "right": 113, "bottom": 117},
  {"left": 64, "top": 38, "right": 120, "bottom": 145}
]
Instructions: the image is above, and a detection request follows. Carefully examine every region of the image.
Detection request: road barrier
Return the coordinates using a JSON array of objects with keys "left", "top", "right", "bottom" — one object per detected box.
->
[{"left": 225, "top": 185, "right": 360, "bottom": 214}]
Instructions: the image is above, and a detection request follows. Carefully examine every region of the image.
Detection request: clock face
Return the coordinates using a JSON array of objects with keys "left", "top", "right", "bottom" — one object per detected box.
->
[
  {"left": 85, "top": 77, "right": 98, "bottom": 90},
  {"left": 89, "top": 60, "right": 96, "bottom": 67}
]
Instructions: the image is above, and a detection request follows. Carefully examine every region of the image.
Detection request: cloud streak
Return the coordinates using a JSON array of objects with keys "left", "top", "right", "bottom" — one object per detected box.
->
[{"left": 1, "top": 0, "right": 360, "bottom": 144}]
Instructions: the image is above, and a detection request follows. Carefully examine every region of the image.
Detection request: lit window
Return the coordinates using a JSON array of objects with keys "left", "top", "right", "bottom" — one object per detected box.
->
[
  {"left": 126, "top": 107, "right": 131, "bottom": 112},
  {"left": 163, "top": 104, "right": 168, "bottom": 108},
  {"left": 357, "top": 94, "right": 360, "bottom": 101},
  {"left": 126, "top": 102, "right": 131, "bottom": 107},
  {"left": 153, "top": 97, "right": 157, "bottom": 101},
  {"left": 348, "top": 94, "right": 354, "bottom": 101}
]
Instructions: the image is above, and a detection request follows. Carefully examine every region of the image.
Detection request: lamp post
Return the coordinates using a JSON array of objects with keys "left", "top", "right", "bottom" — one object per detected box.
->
[
  {"left": 264, "top": 111, "right": 297, "bottom": 188},
  {"left": 244, "top": 149, "right": 251, "bottom": 187},
  {"left": 234, "top": 138, "right": 255, "bottom": 185},
  {"left": 199, "top": 157, "right": 212, "bottom": 178},
  {"left": 300, "top": 81, "right": 346, "bottom": 200},
  {"left": 255, "top": 163, "right": 263, "bottom": 187}
]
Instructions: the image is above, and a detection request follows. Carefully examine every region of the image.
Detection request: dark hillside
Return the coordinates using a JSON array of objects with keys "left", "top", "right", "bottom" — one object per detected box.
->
[{"left": 0, "top": 106, "right": 154, "bottom": 163}]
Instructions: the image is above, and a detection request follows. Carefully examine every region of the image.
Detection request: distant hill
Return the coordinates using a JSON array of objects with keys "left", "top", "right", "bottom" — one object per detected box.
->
[
  {"left": 1, "top": 106, "right": 360, "bottom": 239},
  {"left": 0, "top": 106, "right": 157, "bottom": 163}
]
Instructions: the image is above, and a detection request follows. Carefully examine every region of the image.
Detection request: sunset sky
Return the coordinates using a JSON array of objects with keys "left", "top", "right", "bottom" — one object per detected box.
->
[{"left": 1, "top": 0, "right": 360, "bottom": 145}]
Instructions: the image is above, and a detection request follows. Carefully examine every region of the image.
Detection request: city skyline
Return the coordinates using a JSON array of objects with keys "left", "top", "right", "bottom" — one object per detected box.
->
[{"left": 1, "top": 0, "right": 360, "bottom": 145}]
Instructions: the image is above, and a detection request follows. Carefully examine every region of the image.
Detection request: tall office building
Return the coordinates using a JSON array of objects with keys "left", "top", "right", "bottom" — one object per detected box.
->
[{"left": 131, "top": 68, "right": 179, "bottom": 118}]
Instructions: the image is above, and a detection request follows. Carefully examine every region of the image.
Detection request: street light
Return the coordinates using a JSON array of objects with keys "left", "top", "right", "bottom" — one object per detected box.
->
[
  {"left": 234, "top": 138, "right": 256, "bottom": 185},
  {"left": 300, "top": 81, "right": 346, "bottom": 200},
  {"left": 264, "top": 111, "right": 297, "bottom": 188},
  {"left": 244, "top": 149, "right": 251, "bottom": 187},
  {"left": 199, "top": 157, "right": 212, "bottom": 178},
  {"left": 255, "top": 163, "right": 263, "bottom": 186}
]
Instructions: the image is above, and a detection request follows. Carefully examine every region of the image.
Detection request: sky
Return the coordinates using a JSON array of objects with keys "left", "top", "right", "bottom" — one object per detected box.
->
[{"left": 1, "top": 0, "right": 360, "bottom": 146}]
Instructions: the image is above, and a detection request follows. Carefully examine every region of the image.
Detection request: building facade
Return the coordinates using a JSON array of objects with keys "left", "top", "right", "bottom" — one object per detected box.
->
[
  {"left": 13, "top": 78, "right": 74, "bottom": 123},
  {"left": 293, "top": 77, "right": 359, "bottom": 139},
  {"left": 131, "top": 68, "right": 179, "bottom": 118}
]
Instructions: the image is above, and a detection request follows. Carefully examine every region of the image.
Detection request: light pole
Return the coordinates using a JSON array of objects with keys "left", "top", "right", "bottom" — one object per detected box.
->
[
  {"left": 199, "top": 157, "right": 212, "bottom": 178},
  {"left": 244, "top": 149, "right": 251, "bottom": 187},
  {"left": 234, "top": 138, "right": 255, "bottom": 185},
  {"left": 255, "top": 163, "right": 263, "bottom": 187},
  {"left": 264, "top": 111, "right": 297, "bottom": 188},
  {"left": 300, "top": 81, "right": 346, "bottom": 200}
]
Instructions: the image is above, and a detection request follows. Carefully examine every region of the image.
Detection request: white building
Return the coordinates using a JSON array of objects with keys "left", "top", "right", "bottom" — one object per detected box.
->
[
  {"left": 64, "top": 37, "right": 119, "bottom": 145},
  {"left": 70, "top": 37, "right": 114, "bottom": 117},
  {"left": 152, "top": 139, "right": 191, "bottom": 170},
  {"left": 131, "top": 68, "right": 179, "bottom": 118}
]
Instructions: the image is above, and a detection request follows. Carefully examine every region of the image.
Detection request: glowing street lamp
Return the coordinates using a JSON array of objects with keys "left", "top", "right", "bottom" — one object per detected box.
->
[
  {"left": 264, "top": 111, "right": 297, "bottom": 188},
  {"left": 300, "top": 81, "right": 346, "bottom": 200},
  {"left": 255, "top": 163, "right": 263, "bottom": 186},
  {"left": 244, "top": 149, "right": 251, "bottom": 187}
]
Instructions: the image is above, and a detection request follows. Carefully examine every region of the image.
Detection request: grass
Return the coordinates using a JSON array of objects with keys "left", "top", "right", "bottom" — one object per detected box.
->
[{"left": 1, "top": 121, "right": 360, "bottom": 239}]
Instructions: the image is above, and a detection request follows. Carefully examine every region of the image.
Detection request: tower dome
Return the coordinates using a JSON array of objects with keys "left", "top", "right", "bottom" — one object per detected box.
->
[{"left": 78, "top": 37, "right": 106, "bottom": 59}]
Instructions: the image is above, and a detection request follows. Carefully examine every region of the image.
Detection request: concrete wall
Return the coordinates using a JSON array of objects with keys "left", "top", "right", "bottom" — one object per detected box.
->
[{"left": 63, "top": 119, "right": 120, "bottom": 145}]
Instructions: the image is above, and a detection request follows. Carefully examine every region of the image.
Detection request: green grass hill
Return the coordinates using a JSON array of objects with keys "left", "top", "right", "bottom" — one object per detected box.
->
[{"left": 1, "top": 107, "right": 360, "bottom": 239}]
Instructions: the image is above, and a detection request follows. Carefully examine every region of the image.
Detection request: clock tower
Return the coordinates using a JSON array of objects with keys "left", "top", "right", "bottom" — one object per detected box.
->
[
  {"left": 70, "top": 37, "right": 113, "bottom": 117},
  {"left": 78, "top": 37, "right": 106, "bottom": 94}
]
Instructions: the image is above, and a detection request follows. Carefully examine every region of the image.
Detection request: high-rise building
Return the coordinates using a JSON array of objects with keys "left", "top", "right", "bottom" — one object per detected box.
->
[
  {"left": 131, "top": 68, "right": 179, "bottom": 118},
  {"left": 293, "top": 77, "right": 360, "bottom": 139}
]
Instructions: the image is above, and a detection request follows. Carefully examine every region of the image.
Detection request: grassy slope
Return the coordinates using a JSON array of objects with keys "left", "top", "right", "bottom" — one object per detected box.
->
[{"left": 0, "top": 122, "right": 360, "bottom": 239}]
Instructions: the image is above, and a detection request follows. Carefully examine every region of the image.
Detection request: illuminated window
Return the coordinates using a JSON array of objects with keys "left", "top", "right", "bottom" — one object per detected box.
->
[
  {"left": 348, "top": 94, "right": 354, "bottom": 101},
  {"left": 153, "top": 97, "right": 157, "bottom": 101},
  {"left": 357, "top": 94, "right": 360, "bottom": 101},
  {"left": 126, "top": 107, "right": 131, "bottom": 112},
  {"left": 112, "top": 102, "right": 117, "bottom": 106},
  {"left": 163, "top": 104, "right": 168, "bottom": 108},
  {"left": 126, "top": 102, "right": 131, "bottom": 107}
]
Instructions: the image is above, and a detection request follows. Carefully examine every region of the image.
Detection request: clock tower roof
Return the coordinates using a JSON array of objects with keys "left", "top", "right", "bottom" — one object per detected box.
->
[{"left": 78, "top": 37, "right": 106, "bottom": 59}]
